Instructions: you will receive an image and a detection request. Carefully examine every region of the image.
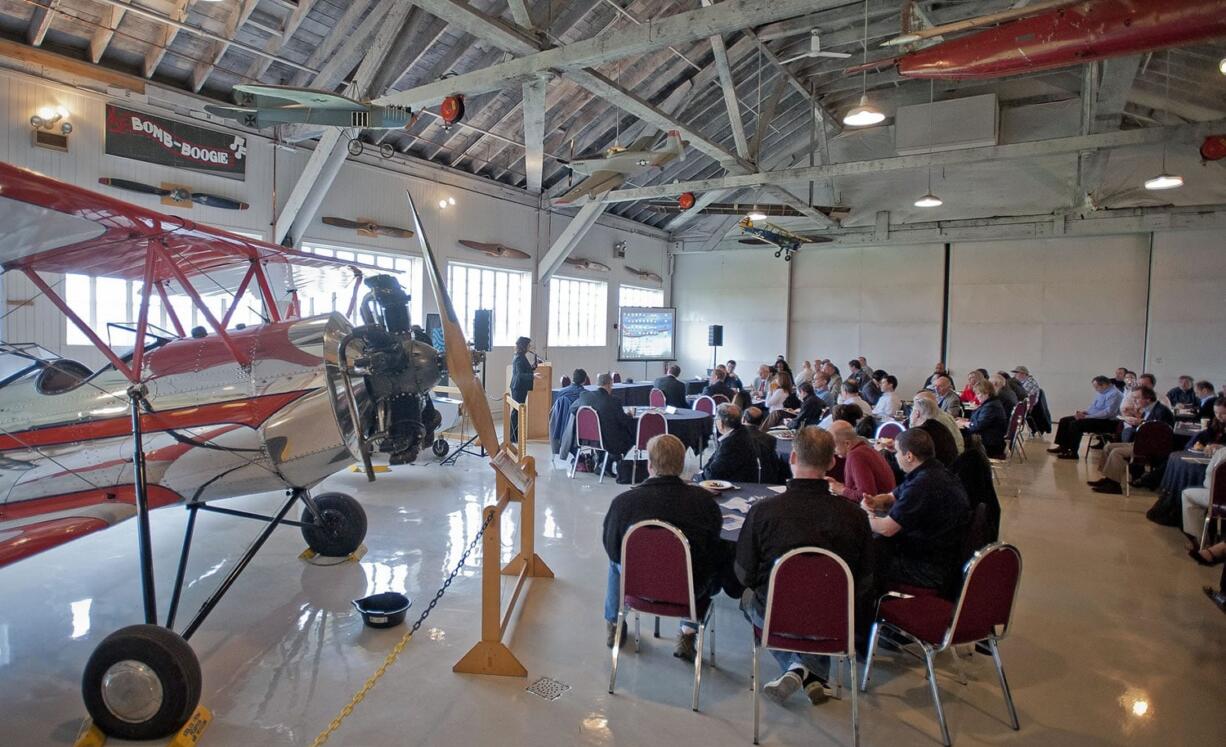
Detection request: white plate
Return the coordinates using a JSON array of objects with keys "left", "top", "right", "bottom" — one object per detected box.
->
[{"left": 700, "top": 480, "right": 733, "bottom": 491}]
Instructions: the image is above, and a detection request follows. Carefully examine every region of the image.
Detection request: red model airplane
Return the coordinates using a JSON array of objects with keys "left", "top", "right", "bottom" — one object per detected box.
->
[{"left": 0, "top": 162, "right": 444, "bottom": 740}]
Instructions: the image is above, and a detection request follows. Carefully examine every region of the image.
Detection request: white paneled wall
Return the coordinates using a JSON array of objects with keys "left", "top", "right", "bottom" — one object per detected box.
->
[
  {"left": 789, "top": 243, "right": 944, "bottom": 395},
  {"left": 948, "top": 236, "right": 1149, "bottom": 414},
  {"left": 1146, "top": 230, "right": 1226, "bottom": 389},
  {"left": 673, "top": 252, "right": 788, "bottom": 380}
]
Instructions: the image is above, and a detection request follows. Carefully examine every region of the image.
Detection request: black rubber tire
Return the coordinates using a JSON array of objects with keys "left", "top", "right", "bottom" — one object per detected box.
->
[
  {"left": 300, "top": 492, "right": 367, "bottom": 557},
  {"left": 82, "top": 624, "right": 201, "bottom": 741},
  {"left": 379, "top": 142, "right": 395, "bottom": 159},
  {"left": 432, "top": 439, "right": 450, "bottom": 457},
  {"left": 347, "top": 139, "right": 364, "bottom": 157}
]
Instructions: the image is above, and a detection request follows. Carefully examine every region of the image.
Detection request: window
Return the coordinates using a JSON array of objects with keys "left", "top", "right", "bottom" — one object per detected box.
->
[
  {"left": 299, "top": 244, "right": 423, "bottom": 324},
  {"left": 549, "top": 275, "right": 607, "bottom": 347},
  {"left": 446, "top": 262, "right": 532, "bottom": 346},
  {"left": 619, "top": 284, "right": 664, "bottom": 309}
]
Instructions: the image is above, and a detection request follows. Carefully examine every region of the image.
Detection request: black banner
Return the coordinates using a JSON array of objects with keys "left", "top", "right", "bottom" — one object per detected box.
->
[{"left": 105, "top": 104, "right": 247, "bottom": 180}]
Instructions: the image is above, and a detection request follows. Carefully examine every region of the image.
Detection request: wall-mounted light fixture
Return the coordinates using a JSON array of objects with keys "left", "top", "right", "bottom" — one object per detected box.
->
[
  {"left": 30, "top": 105, "right": 72, "bottom": 151},
  {"left": 437, "top": 195, "right": 457, "bottom": 209}
]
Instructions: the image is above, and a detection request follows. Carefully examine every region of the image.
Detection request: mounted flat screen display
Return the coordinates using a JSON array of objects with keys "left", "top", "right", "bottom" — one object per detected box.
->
[{"left": 618, "top": 307, "right": 676, "bottom": 362}]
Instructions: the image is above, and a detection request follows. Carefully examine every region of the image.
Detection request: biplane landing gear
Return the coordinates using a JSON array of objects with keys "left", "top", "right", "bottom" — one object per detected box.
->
[
  {"left": 82, "top": 624, "right": 201, "bottom": 740},
  {"left": 347, "top": 139, "right": 364, "bottom": 157},
  {"left": 300, "top": 492, "right": 367, "bottom": 557}
]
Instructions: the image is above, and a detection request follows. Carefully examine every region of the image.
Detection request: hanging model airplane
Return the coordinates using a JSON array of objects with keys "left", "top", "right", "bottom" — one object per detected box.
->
[
  {"left": 98, "top": 177, "right": 249, "bottom": 210},
  {"left": 0, "top": 162, "right": 447, "bottom": 741},
  {"left": 625, "top": 266, "right": 662, "bottom": 283},
  {"left": 855, "top": 0, "right": 1226, "bottom": 80},
  {"left": 646, "top": 200, "right": 851, "bottom": 221},
  {"left": 738, "top": 217, "right": 831, "bottom": 261},
  {"left": 552, "top": 130, "right": 687, "bottom": 205},
  {"left": 205, "top": 84, "right": 415, "bottom": 130},
  {"left": 322, "top": 216, "right": 415, "bottom": 239},
  {"left": 563, "top": 257, "right": 612, "bottom": 272},
  {"left": 457, "top": 239, "right": 532, "bottom": 260}
]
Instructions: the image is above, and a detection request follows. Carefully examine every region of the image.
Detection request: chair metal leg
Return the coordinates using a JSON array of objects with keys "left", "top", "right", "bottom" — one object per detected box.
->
[
  {"left": 692, "top": 622, "right": 705, "bottom": 711},
  {"left": 654, "top": 615, "right": 660, "bottom": 638},
  {"left": 598, "top": 452, "right": 609, "bottom": 484},
  {"left": 709, "top": 617, "right": 716, "bottom": 665},
  {"left": 988, "top": 640, "right": 1020, "bottom": 730},
  {"left": 608, "top": 610, "right": 625, "bottom": 693},
  {"left": 860, "top": 622, "right": 880, "bottom": 691},
  {"left": 634, "top": 611, "right": 641, "bottom": 652},
  {"left": 1202, "top": 513, "right": 1214, "bottom": 551},
  {"left": 834, "top": 657, "right": 843, "bottom": 699},
  {"left": 848, "top": 656, "right": 861, "bottom": 747},
  {"left": 567, "top": 451, "right": 577, "bottom": 478},
  {"left": 924, "top": 648, "right": 952, "bottom": 747},
  {"left": 752, "top": 645, "right": 761, "bottom": 745}
]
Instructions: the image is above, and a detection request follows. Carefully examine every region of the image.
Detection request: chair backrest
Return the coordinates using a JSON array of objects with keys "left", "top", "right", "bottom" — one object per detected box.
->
[
  {"left": 762, "top": 548, "right": 855, "bottom": 656},
  {"left": 693, "top": 395, "right": 716, "bottom": 415},
  {"left": 1132, "top": 420, "right": 1174, "bottom": 460},
  {"left": 636, "top": 411, "right": 668, "bottom": 449},
  {"left": 561, "top": 375, "right": 571, "bottom": 388},
  {"left": 945, "top": 543, "right": 1022, "bottom": 647},
  {"left": 649, "top": 387, "right": 667, "bottom": 408},
  {"left": 875, "top": 421, "right": 905, "bottom": 440},
  {"left": 612, "top": 372, "right": 622, "bottom": 383},
  {"left": 1209, "top": 459, "right": 1226, "bottom": 511},
  {"left": 1006, "top": 402, "right": 1027, "bottom": 442},
  {"left": 711, "top": 393, "right": 729, "bottom": 405},
  {"left": 620, "top": 520, "right": 698, "bottom": 620},
  {"left": 576, "top": 405, "right": 604, "bottom": 448}
]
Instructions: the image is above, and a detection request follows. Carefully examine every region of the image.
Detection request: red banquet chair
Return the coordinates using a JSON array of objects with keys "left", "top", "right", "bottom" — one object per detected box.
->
[
  {"left": 608, "top": 520, "right": 715, "bottom": 712},
  {"left": 712, "top": 394, "right": 730, "bottom": 405},
  {"left": 560, "top": 375, "right": 571, "bottom": 388},
  {"left": 612, "top": 372, "right": 622, "bottom": 383},
  {"left": 751, "top": 547, "right": 860, "bottom": 746},
  {"left": 1125, "top": 421, "right": 1175, "bottom": 496},
  {"left": 649, "top": 387, "right": 667, "bottom": 408},
  {"left": 861, "top": 543, "right": 1023, "bottom": 746},
  {"left": 631, "top": 412, "right": 668, "bottom": 483},
  {"left": 1005, "top": 402, "right": 1028, "bottom": 462},
  {"left": 693, "top": 395, "right": 716, "bottom": 415},
  {"left": 875, "top": 421, "right": 905, "bottom": 441},
  {"left": 1200, "top": 460, "right": 1226, "bottom": 550},
  {"left": 569, "top": 405, "right": 611, "bottom": 483}
]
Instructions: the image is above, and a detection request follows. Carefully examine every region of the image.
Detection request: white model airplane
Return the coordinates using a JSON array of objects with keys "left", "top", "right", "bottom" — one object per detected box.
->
[
  {"left": 553, "top": 130, "right": 686, "bottom": 205},
  {"left": 205, "top": 84, "right": 414, "bottom": 130}
]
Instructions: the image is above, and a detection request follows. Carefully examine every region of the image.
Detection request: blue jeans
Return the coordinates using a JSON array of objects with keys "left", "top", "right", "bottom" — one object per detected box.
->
[
  {"left": 605, "top": 561, "right": 717, "bottom": 633},
  {"left": 741, "top": 591, "right": 830, "bottom": 680}
]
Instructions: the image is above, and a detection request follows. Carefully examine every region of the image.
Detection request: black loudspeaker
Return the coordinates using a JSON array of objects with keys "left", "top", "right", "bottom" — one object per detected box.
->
[
  {"left": 708, "top": 325, "right": 723, "bottom": 347},
  {"left": 473, "top": 309, "right": 493, "bottom": 351}
]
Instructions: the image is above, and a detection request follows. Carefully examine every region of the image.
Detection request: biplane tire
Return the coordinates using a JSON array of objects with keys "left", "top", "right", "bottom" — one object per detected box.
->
[
  {"left": 432, "top": 439, "right": 450, "bottom": 458},
  {"left": 300, "top": 492, "right": 367, "bottom": 557},
  {"left": 379, "top": 143, "right": 396, "bottom": 159},
  {"left": 347, "top": 139, "right": 364, "bottom": 157},
  {"left": 82, "top": 624, "right": 201, "bottom": 740}
]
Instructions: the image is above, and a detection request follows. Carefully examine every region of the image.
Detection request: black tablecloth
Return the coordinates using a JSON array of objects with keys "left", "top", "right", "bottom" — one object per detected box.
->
[
  {"left": 551, "top": 382, "right": 653, "bottom": 407},
  {"left": 553, "top": 407, "right": 713, "bottom": 458},
  {"left": 709, "top": 483, "right": 782, "bottom": 542},
  {"left": 684, "top": 378, "right": 707, "bottom": 395}
]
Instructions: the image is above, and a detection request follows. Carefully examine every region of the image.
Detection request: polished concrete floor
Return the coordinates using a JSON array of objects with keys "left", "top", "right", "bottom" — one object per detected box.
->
[{"left": 0, "top": 438, "right": 1223, "bottom": 747}]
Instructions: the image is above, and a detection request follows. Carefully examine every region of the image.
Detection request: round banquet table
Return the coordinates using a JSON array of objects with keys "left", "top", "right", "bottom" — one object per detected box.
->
[
  {"left": 551, "top": 382, "right": 653, "bottom": 406},
  {"left": 708, "top": 482, "right": 781, "bottom": 542},
  {"left": 638, "top": 407, "right": 713, "bottom": 456}
]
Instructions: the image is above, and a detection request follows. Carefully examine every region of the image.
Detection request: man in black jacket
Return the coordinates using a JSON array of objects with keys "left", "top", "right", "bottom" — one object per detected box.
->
[
  {"left": 702, "top": 368, "right": 736, "bottom": 401},
  {"left": 603, "top": 434, "right": 723, "bottom": 658},
  {"left": 699, "top": 403, "right": 762, "bottom": 483},
  {"left": 569, "top": 372, "right": 637, "bottom": 468},
  {"left": 743, "top": 406, "right": 790, "bottom": 484},
  {"left": 653, "top": 364, "right": 689, "bottom": 409},
  {"left": 736, "top": 426, "right": 874, "bottom": 705},
  {"left": 1090, "top": 385, "right": 1175, "bottom": 494},
  {"left": 789, "top": 381, "right": 827, "bottom": 430}
]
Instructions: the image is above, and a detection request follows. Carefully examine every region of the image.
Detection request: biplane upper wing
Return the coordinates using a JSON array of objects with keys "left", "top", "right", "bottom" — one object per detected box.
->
[
  {"left": 233, "top": 84, "right": 367, "bottom": 111},
  {"left": 0, "top": 162, "right": 372, "bottom": 283}
]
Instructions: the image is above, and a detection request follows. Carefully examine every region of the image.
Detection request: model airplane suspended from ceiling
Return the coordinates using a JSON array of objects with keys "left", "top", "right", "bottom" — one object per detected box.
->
[
  {"left": 0, "top": 162, "right": 448, "bottom": 741},
  {"left": 646, "top": 200, "right": 851, "bottom": 221},
  {"left": 458, "top": 239, "right": 531, "bottom": 260},
  {"left": 738, "top": 217, "right": 831, "bottom": 261},
  {"left": 322, "top": 216, "right": 415, "bottom": 239},
  {"left": 854, "top": 0, "right": 1226, "bottom": 80},
  {"left": 98, "top": 177, "right": 248, "bottom": 210},
  {"left": 563, "top": 257, "right": 611, "bottom": 272},
  {"left": 205, "top": 84, "right": 416, "bottom": 130},
  {"left": 553, "top": 130, "right": 686, "bottom": 205},
  {"left": 625, "top": 266, "right": 662, "bottom": 283}
]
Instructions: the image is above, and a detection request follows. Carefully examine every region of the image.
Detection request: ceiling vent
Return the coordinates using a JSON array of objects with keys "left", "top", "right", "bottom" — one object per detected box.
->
[{"left": 895, "top": 93, "right": 998, "bottom": 155}]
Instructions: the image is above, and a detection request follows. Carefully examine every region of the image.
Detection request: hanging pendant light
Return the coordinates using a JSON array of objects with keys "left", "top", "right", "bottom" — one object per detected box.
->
[
  {"left": 914, "top": 192, "right": 943, "bottom": 208},
  {"left": 843, "top": 1, "right": 884, "bottom": 127},
  {"left": 1145, "top": 53, "right": 1183, "bottom": 191},
  {"left": 914, "top": 83, "right": 942, "bottom": 207}
]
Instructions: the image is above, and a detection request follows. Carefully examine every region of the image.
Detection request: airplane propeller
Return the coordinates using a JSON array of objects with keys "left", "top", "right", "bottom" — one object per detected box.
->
[
  {"left": 321, "top": 216, "right": 415, "bottom": 239},
  {"left": 563, "top": 257, "right": 611, "bottom": 272},
  {"left": 457, "top": 240, "right": 531, "bottom": 260},
  {"left": 97, "top": 178, "right": 249, "bottom": 210}
]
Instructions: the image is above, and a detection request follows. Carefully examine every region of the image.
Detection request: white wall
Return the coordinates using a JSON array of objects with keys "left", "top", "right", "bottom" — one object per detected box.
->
[{"left": 1146, "top": 230, "right": 1226, "bottom": 390}]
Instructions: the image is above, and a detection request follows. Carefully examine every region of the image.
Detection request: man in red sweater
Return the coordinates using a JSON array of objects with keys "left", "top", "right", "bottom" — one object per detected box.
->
[{"left": 826, "top": 420, "right": 895, "bottom": 501}]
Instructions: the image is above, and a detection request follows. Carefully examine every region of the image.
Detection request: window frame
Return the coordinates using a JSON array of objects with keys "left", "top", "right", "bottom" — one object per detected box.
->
[
  {"left": 445, "top": 261, "right": 533, "bottom": 347},
  {"left": 548, "top": 274, "right": 609, "bottom": 348}
]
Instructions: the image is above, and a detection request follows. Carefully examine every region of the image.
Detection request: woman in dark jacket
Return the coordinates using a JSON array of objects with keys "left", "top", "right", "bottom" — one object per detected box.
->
[
  {"left": 991, "top": 373, "right": 1019, "bottom": 417},
  {"left": 963, "top": 380, "right": 1008, "bottom": 458}
]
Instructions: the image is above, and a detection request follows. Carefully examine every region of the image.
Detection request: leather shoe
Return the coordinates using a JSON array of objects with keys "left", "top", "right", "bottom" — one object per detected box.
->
[
  {"left": 1046, "top": 447, "right": 1064, "bottom": 454},
  {"left": 1086, "top": 477, "right": 1108, "bottom": 486},
  {"left": 1057, "top": 452, "right": 1080, "bottom": 460},
  {"left": 1092, "top": 481, "right": 1123, "bottom": 494}
]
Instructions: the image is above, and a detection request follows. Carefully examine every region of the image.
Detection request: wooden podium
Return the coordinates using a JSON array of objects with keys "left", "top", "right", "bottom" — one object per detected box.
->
[{"left": 504, "top": 361, "right": 551, "bottom": 441}]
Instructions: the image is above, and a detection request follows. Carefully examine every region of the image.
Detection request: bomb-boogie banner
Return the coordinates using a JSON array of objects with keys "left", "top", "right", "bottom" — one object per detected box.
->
[{"left": 105, "top": 104, "right": 247, "bottom": 180}]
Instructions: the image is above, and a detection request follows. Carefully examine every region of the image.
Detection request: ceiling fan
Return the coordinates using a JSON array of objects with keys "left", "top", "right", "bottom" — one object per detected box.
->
[
  {"left": 321, "top": 216, "right": 415, "bottom": 239},
  {"left": 779, "top": 30, "right": 851, "bottom": 64},
  {"left": 563, "top": 257, "right": 611, "bottom": 272},
  {"left": 458, "top": 239, "right": 531, "bottom": 260}
]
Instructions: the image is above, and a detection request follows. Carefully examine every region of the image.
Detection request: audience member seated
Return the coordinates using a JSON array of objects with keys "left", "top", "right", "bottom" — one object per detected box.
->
[
  {"left": 960, "top": 379, "right": 1008, "bottom": 459},
  {"left": 653, "top": 364, "right": 689, "bottom": 409},
  {"left": 1168, "top": 375, "right": 1197, "bottom": 408},
  {"left": 1011, "top": 365, "right": 1040, "bottom": 400},
  {"left": 702, "top": 368, "right": 736, "bottom": 401},
  {"left": 734, "top": 427, "right": 874, "bottom": 705},
  {"left": 812, "top": 373, "right": 837, "bottom": 409},
  {"left": 700, "top": 403, "right": 766, "bottom": 483},
  {"left": 872, "top": 374, "right": 901, "bottom": 421},
  {"left": 861, "top": 369, "right": 884, "bottom": 406},
  {"left": 751, "top": 364, "right": 773, "bottom": 401},
  {"left": 550, "top": 368, "right": 589, "bottom": 454},
  {"left": 602, "top": 434, "right": 723, "bottom": 655},
  {"left": 773, "top": 357, "right": 792, "bottom": 376},
  {"left": 861, "top": 429, "right": 970, "bottom": 593},
  {"left": 846, "top": 358, "right": 870, "bottom": 389},
  {"left": 797, "top": 360, "right": 815, "bottom": 386},
  {"left": 959, "top": 370, "right": 984, "bottom": 404},
  {"left": 1196, "top": 381, "right": 1218, "bottom": 420},
  {"left": 820, "top": 402, "right": 865, "bottom": 431},
  {"left": 765, "top": 371, "right": 800, "bottom": 413},
  {"left": 1110, "top": 366, "right": 1129, "bottom": 391},
  {"left": 1088, "top": 386, "right": 1174, "bottom": 494},
  {"left": 914, "top": 391, "right": 964, "bottom": 455},
  {"left": 569, "top": 373, "right": 638, "bottom": 467},
  {"left": 1048, "top": 376, "right": 1124, "bottom": 458},
  {"left": 726, "top": 360, "right": 744, "bottom": 392},
  {"left": 1192, "top": 397, "right": 1226, "bottom": 448},
  {"left": 732, "top": 389, "right": 753, "bottom": 412},
  {"left": 998, "top": 370, "right": 1029, "bottom": 406},
  {"left": 907, "top": 396, "right": 959, "bottom": 466},
  {"left": 827, "top": 421, "right": 896, "bottom": 501},
  {"left": 934, "top": 375, "right": 964, "bottom": 418},
  {"left": 923, "top": 361, "right": 949, "bottom": 390},
  {"left": 839, "top": 381, "right": 873, "bottom": 417},
  {"left": 991, "top": 372, "right": 1019, "bottom": 415},
  {"left": 821, "top": 361, "right": 842, "bottom": 396},
  {"left": 1181, "top": 443, "right": 1226, "bottom": 543},
  {"left": 789, "top": 381, "right": 827, "bottom": 430}
]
